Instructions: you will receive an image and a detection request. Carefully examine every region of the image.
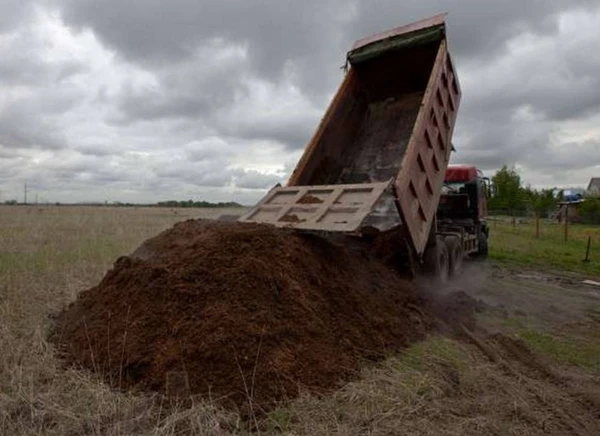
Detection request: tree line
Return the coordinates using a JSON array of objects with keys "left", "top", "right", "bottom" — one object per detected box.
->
[
  {"left": 2, "top": 199, "right": 243, "bottom": 208},
  {"left": 155, "top": 200, "right": 242, "bottom": 208},
  {"left": 489, "top": 165, "right": 600, "bottom": 225}
]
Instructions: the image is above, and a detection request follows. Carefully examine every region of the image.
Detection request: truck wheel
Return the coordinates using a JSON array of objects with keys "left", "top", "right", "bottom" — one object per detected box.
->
[
  {"left": 422, "top": 236, "right": 449, "bottom": 284},
  {"left": 475, "top": 231, "right": 488, "bottom": 259},
  {"left": 445, "top": 235, "right": 463, "bottom": 277}
]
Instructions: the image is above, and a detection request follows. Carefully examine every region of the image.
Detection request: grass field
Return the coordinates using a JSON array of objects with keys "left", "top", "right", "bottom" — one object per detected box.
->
[
  {"left": 0, "top": 206, "right": 239, "bottom": 435},
  {"left": 1, "top": 205, "right": 598, "bottom": 435},
  {"left": 489, "top": 217, "right": 600, "bottom": 277}
]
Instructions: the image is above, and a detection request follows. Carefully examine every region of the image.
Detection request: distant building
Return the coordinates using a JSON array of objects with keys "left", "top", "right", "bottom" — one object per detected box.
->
[
  {"left": 555, "top": 202, "right": 583, "bottom": 224},
  {"left": 559, "top": 188, "right": 585, "bottom": 203},
  {"left": 587, "top": 178, "right": 600, "bottom": 194}
]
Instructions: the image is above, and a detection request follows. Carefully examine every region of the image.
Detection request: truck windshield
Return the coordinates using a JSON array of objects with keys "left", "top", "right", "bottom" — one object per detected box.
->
[{"left": 442, "top": 182, "right": 466, "bottom": 194}]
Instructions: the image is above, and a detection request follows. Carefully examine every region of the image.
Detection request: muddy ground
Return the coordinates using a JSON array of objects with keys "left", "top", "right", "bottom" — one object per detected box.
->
[
  {"left": 427, "top": 263, "right": 600, "bottom": 435},
  {"left": 450, "top": 262, "right": 600, "bottom": 333}
]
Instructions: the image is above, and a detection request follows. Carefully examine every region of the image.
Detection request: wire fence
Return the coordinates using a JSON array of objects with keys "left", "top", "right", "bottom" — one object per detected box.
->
[{"left": 489, "top": 203, "right": 600, "bottom": 226}]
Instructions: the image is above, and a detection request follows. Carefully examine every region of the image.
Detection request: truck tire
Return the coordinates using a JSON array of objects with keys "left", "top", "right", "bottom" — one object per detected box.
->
[
  {"left": 475, "top": 231, "right": 488, "bottom": 259},
  {"left": 445, "top": 235, "right": 464, "bottom": 277},
  {"left": 422, "top": 236, "right": 449, "bottom": 284}
]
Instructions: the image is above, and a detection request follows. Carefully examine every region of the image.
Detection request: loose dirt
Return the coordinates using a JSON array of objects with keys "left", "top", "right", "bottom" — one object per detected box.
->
[
  {"left": 53, "top": 220, "right": 438, "bottom": 413},
  {"left": 278, "top": 213, "right": 304, "bottom": 223},
  {"left": 456, "top": 330, "right": 600, "bottom": 436},
  {"left": 297, "top": 194, "right": 323, "bottom": 204}
]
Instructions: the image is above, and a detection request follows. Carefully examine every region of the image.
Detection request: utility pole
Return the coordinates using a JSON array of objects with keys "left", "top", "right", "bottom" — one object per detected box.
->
[{"left": 24, "top": 182, "right": 28, "bottom": 205}]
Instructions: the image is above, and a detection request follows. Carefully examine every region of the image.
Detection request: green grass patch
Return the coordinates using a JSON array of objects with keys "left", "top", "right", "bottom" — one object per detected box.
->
[
  {"left": 377, "top": 337, "right": 471, "bottom": 401},
  {"left": 393, "top": 336, "right": 469, "bottom": 372},
  {"left": 489, "top": 219, "right": 600, "bottom": 276},
  {"left": 479, "top": 313, "right": 530, "bottom": 331},
  {"left": 517, "top": 330, "right": 600, "bottom": 372},
  {"left": 266, "top": 337, "right": 472, "bottom": 433}
]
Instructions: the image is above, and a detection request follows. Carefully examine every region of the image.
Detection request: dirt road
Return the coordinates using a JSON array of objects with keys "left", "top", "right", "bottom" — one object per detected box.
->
[
  {"left": 451, "top": 263, "right": 600, "bottom": 333},
  {"left": 436, "top": 264, "right": 600, "bottom": 435},
  {"left": 257, "top": 263, "right": 600, "bottom": 435}
]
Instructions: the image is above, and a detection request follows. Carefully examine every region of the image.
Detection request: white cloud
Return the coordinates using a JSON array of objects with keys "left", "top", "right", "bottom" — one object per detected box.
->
[{"left": 1, "top": 1, "right": 600, "bottom": 204}]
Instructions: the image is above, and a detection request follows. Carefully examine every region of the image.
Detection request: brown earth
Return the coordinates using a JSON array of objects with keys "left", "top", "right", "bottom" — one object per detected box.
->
[
  {"left": 278, "top": 213, "right": 304, "bottom": 223},
  {"left": 297, "top": 194, "right": 324, "bottom": 204},
  {"left": 52, "top": 220, "right": 445, "bottom": 414}
]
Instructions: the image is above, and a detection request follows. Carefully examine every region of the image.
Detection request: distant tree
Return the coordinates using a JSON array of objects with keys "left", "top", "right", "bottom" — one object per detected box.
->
[
  {"left": 4, "top": 199, "right": 18, "bottom": 205},
  {"left": 579, "top": 194, "right": 600, "bottom": 225},
  {"left": 524, "top": 187, "right": 557, "bottom": 237},
  {"left": 156, "top": 200, "right": 243, "bottom": 208},
  {"left": 555, "top": 189, "right": 565, "bottom": 203},
  {"left": 489, "top": 165, "right": 526, "bottom": 225}
]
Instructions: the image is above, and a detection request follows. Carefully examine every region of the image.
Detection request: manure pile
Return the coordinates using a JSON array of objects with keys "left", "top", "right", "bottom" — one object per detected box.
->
[{"left": 53, "top": 220, "right": 435, "bottom": 412}]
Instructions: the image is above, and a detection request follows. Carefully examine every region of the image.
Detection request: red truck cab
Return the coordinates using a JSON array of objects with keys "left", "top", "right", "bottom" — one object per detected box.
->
[{"left": 437, "top": 164, "right": 489, "bottom": 258}]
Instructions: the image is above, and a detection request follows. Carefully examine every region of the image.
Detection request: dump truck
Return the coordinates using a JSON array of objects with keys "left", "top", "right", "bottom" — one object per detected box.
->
[{"left": 238, "top": 14, "right": 489, "bottom": 281}]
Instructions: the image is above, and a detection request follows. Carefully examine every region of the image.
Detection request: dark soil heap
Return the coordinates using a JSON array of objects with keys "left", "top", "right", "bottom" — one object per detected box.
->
[{"left": 53, "top": 220, "right": 434, "bottom": 412}]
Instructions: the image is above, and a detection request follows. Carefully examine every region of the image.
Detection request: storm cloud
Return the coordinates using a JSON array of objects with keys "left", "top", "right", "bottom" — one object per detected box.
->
[{"left": 1, "top": 0, "right": 600, "bottom": 203}]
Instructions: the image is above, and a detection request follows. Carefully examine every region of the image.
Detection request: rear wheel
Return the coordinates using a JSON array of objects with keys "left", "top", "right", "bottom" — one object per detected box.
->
[
  {"left": 475, "top": 231, "right": 488, "bottom": 259},
  {"left": 422, "top": 236, "right": 450, "bottom": 284},
  {"left": 445, "top": 235, "right": 464, "bottom": 277}
]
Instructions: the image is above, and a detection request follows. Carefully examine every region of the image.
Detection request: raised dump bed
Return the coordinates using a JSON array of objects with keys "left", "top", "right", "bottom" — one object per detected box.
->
[{"left": 239, "top": 14, "right": 461, "bottom": 258}]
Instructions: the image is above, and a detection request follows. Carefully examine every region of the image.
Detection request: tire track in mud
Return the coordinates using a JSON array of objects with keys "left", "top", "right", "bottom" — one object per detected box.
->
[{"left": 461, "top": 325, "right": 599, "bottom": 436}]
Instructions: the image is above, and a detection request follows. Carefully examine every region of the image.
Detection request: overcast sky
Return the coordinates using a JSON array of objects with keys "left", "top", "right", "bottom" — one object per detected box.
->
[{"left": 1, "top": 0, "right": 600, "bottom": 204}]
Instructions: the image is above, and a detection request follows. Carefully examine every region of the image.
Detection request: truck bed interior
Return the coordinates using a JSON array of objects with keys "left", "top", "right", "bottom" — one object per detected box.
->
[{"left": 297, "top": 40, "right": 441, "bottom": 186}]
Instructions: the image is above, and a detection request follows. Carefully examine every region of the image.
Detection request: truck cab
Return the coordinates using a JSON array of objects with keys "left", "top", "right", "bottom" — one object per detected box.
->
[{"left": 437, "top": 164, "right": 489, "bottom": 257}]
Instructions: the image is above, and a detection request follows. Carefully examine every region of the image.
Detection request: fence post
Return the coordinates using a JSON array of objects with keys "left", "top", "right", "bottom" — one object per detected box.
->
[
  {"left": 564, "top": 204, "right": 568, "bottom": 242},
  {"left": 583, "top": 236, "right": 591, "bottom": 262}
]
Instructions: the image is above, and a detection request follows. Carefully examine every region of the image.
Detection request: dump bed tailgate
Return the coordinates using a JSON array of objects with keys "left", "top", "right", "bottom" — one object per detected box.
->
[
  {"left": 241, "top": 15, "right": 461, "bottom": 256},
  {"left": 237, "top": 180, "right": 392, "bottom": 232}
]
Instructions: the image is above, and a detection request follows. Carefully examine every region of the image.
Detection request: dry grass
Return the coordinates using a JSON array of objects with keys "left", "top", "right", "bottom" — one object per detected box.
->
[
  {"left": 1, "top": 205, "right": 598, "bottom": 435},
  {"left": 0, "top": 206, "right": 242, "bottom": 435},
  {"left": 268, "top": 335, "right": 599, "bottom": 435}
]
